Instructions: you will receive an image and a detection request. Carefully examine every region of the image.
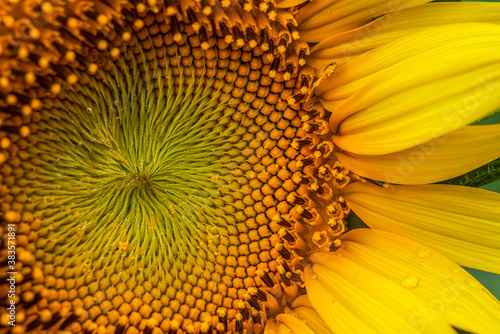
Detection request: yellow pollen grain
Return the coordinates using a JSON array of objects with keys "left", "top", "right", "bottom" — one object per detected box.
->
[
  {"left": 5, "top": 210, "right": 21, "bottom": 222},
  {"left": 51, "top": 83, "right": 61, "bottom": 95},
  {"left": 88, "top": 63, "right": 98, "bottom": 74},
  {"left": 136, "top": 3, "right": 147, "bottom": 13},
  {"left": 38, "top": 56, "right": 49, "bottom": 68},
  {"left": 3, "top": 16, "right": 15, "bottom": 28},
  {"left": 21, "top": 105, "right": 32, "bottom": 116},
  {"left": 0, "top": 76, "right": 9, "bottom": 88},
  {"left": 202, "top": 6, "right": 212, "bottom": 15},
  {"left": 1, "top": 137, "right": 11, "bottom": 149},
  {"left": 110, "top": 48, "right": 120, "bottom": 58},
  {"left": 29, "top": 27, "right": 40, "bottom": 39},
  {"left": 67, "top": 73, "right": 79, "bottom": 84},
  {"left": 97, "top": 40, "right": 108, "bottom": 51},
  {"left": 65, "top": 50, "right": 76, "bottom": 62},
  {"left": 20, "top": 126, "right": 30, "bottom": 138},
  {"left": 41, "top": 2, "right": 53, "bottom": 14},
  {"left": 122, "top": 32, "right": 132, "bottom": 42},
  {"left": 97, "top": 14, "right": 109, "bottom": 26},
  {"left": 67, "top": 17, "right": 79, "bottom": 29},
  {"left": 166, "top": 6, "right": 176, "bottom": 16},
  {"left": 134, "top": 19, "right": 144, "bottom": 30},
  {"left": 173, "top": 33, "right": 183, "bottom": 43},
  {"left": 6, "top": 94, "right": 17, "bottom": 105},
  {"left": 30, "top": 98, "right": 42, "bottom": 110},
  {"left": 25, "top": 72, "right": 36, "bottom": 84}
]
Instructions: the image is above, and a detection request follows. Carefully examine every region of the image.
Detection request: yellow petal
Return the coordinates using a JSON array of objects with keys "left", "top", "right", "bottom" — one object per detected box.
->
[
  {"left": 275, "top": 314, "right": 318, "bottom": 334},
  {"left": 264, "top": 313, "right": 322, "bottom": 334},
  {"left": 304, "top": 252, "right": 455, "bottom": 334},
  {"left": 276, "top": 0, "right": 308, "bottom": 8},
  {"left": 308, "top": 2, "right": 500, "bottom": 69},
  {"left": 296, "top": 0, "right": 431, "bottom": 43},
  {"left": 343, "top": 182, "right": 500, "bottom": 273},
  {"left": 316, "top": 23, "right": 500, "bottom": 155},
  {"left": 336, "top": 124, "right": 500, "bottom": 184},
  {"left": 290, "top": 295, "right": 335, "bottom": 334},
  {"left": 339, "top": 229, "right": 500, "bottom": 334},
  {"left": 292, "top": 306, "right": 335, "bottom": 334}
]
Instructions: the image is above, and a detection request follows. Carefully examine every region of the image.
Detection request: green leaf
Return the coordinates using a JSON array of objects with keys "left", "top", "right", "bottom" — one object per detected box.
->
[{"left": 441, "top": 158, "right": 500, "bottom": 187}]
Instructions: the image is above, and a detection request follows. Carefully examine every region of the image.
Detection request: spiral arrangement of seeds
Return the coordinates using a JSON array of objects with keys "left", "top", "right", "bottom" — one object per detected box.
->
[{"left": 0, "top": 1, "right": 354, "bottom": 333}]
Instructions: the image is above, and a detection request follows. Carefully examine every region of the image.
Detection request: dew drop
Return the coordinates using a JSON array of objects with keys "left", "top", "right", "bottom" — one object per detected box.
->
[
  {"left": 401, "top": 275, "right": 419, "bottom": 289},
  {"left": 416, "top": 248, "right": 431, "bottom": 259},
  {"left": 466, "top": 278, "right": 482, "bottom": 290},
  {"left": 310, "top": 273, "right": 317, "bottom": 279}
]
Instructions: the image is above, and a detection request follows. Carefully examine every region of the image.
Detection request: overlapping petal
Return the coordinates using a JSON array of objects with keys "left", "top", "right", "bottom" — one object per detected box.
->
[
  {"left": 264, "top": 295, "right": 334, "bottom": 334},
  {"left": 336, "top": 124, "right": 500, "bottom": 184},
  {"left": 264, "top": 314, "right": 318, "bottom": 334},
  {"left": 316, "top": 23, "right": 500, "bottom": 155},
  {"left": 296, "top": 0, "right": 431, "bottom": 43},
  {"left": 308, "top": 2, "right": 500, "bottom": 69},
  {"left": 338, "top": 229, "right": 500, "bottom": 334},
  {"left": 304, "top": 250, "right": 455, "bottom": 334},
  {"left": 343, "top": 182, "right": 500, "bottom": 273}
]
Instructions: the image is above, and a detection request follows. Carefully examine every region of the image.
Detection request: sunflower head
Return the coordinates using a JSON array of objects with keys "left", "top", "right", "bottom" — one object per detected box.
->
[{"left": 0, "top": 0, "right": 352, "bottom": 333}]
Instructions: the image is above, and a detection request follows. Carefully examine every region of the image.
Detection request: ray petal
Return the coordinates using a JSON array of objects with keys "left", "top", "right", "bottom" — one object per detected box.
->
[
  {"left": 304, "top": 252, "right": 455, "bottom": 334},
  {"left": 336, "top": 124, "right": 500, "bottom": 184},
  {"left": 296, "top": 0, "right": 431, "bottom": 43},
  {"left": 343, "top": 182, "right": 500, "bottom": 273},
  {"left": 316, "top": 23, "right": 500, "bottom": 155},
  {"left": 338, "top": 229, "right": 500, "bottom": 334},
  {"left": 308, "top": 2, "right": 500, "bottom": 69}
]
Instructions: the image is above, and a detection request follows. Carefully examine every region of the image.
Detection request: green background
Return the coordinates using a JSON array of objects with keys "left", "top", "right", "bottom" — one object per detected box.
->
[
  {"left": 466, "top": 106, "right": 500, "bottom": 300},
  {"left": 465, "top": 0, "right": 500, "bottom": 291},
  {"left": 434, "top": 0, "right": 500, "bottom": 303}
]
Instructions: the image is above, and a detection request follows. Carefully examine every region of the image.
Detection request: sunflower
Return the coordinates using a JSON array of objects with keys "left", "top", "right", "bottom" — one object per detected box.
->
[{"left": 1, "top": 0, "right": 500, "bottom": 333}]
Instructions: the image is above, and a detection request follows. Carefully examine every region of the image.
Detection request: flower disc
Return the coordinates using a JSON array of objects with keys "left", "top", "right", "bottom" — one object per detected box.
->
[{"left": 0, "top": 1, "right": 348, "bottom": 333}]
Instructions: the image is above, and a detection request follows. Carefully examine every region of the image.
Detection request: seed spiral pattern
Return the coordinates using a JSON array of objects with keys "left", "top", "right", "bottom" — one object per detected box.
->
[{"left": 0, "top": 1, "right": 353, "bottom": 333}]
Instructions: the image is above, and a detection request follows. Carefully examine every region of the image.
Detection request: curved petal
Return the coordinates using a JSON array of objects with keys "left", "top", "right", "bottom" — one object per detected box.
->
[
  {"left": 316, "top": 23, "right": 500, "bottom": 155},
  {"left": 342, "top": 182, "right": 500, "bottom": 273},
  {"left": 336, "top": 124, "right": 500, "bottom": 184},
  {"left": 338, "top": 229, "right": 500, "bottom": 334},
  {"left": 308, "top": 2, "right": 500, "bottom": 69},
  {"left": 264, "top": 295, "right": 334, "bottom": 334},
  {"left": 296, "top": 0, "right": 431, "bottom": 43},
  {"left": 290, "top": 295, "right": 335, "bottom": 334},
  {"left": 304, "top": 252, "right": 455, "bottom": 334},
  {"left": 273, "top": 314, "right": 319, "bottom": 334}
]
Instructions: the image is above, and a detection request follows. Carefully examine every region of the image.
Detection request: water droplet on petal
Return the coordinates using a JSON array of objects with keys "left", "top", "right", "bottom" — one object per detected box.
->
[
  {"left": 466, "top": 278, "right": 482, "bottom": 290},
  {"left": 416, "top": 249, "right": 431, "bottom": 259},
  {"left": 401, "top": 275, "right": 419, "bottom": 289},
  {"left": 310, "top": 273, "right": 317, "bottom": 279}
]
